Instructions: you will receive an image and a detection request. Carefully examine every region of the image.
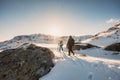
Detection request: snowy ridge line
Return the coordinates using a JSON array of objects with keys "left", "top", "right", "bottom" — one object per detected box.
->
[{"left": 81, "top": 23, "right": 120, "bottom": 47}]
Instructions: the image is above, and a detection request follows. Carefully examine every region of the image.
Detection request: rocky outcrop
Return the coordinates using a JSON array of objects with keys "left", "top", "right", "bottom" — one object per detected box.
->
[
  {"left": 73, "top": 43, "right": 99, "bottom": 50},
  {"left": 0, "top": 44, "right": 54, "bottom": 80},
  {"left": 104, "top": 42, "right": 120, "bottom": 51}
]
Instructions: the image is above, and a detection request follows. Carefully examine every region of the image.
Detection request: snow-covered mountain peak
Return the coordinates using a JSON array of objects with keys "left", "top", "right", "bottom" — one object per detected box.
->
[
  {"left": 108, "top": 23, "right": 120, "bottom": 31},
  {"left": 95, "top": 23, "right": 120, "bottom": 37},
  {"left": 0, "top": 33, "right": 55, "bottom": 50},
  {"left": 82, "top": 23, "right": 120, "bottom": 47}
]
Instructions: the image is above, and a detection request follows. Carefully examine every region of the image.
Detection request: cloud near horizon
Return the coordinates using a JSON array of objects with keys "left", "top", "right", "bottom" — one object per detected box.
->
[{"left": 106, "top": 18, "right": 120, "bottom": 24}]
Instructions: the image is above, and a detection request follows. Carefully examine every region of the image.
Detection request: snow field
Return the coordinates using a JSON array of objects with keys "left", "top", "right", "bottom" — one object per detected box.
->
[{"left": 38, "top": 44, "right": 120, "bottom": 80}]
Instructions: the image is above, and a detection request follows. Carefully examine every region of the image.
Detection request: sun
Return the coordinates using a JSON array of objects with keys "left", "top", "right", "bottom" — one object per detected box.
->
[{"left": 49, "top": 28, "right": 61, "bottom": 36}]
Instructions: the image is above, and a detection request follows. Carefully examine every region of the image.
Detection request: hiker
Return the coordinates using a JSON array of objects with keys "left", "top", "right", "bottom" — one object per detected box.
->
[
  {"left": 58, "top": 40, "right": 64, "bottom": 52},
  {"left": 66, "top": 36, "right": 75, "bottom": 56}
]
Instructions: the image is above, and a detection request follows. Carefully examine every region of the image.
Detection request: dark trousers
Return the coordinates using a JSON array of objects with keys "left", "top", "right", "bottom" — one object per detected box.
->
[{"left": 68, "top": 48, "right": 74, "bottom": 56}]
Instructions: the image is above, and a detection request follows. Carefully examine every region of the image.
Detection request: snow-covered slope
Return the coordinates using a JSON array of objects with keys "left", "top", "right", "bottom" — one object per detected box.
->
[
  {"left": 36, "top": 43, "right": 120, "bottom": 80},
  {"left": 0, "top": 34, "right": 92, "bottom": 50},
  {"left": 0, "top": 34, "right": 55, "bottom": 50},
  {"left": 82, "top": 23, "right": 120, "bottom": 47}
]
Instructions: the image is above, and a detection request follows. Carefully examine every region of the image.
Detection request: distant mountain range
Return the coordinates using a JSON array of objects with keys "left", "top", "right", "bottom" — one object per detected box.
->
[
  {"left": 0, "top": 33, "right": 92, "bottom": 50},
  {"left": 0, "top": 23, "right": 120, "bottom": 50}
]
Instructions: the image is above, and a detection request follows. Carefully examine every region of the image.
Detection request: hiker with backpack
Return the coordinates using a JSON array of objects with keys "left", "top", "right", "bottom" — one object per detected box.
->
[{"left": 66, "top": 36, "right": 75, "bottom": 56}]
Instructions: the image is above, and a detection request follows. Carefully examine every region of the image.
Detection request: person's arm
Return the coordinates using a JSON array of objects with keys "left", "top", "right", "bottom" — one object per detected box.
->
[{"left": 66, "top": 39, "right": 69, "bottom": 48}]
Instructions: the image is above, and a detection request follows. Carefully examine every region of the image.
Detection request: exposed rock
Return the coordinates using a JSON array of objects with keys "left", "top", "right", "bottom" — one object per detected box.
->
[
  {"left": 112, "top": 52, "right": 119, "bottom": 55},
  {"left": 79, "top": 54, "right": 87, "bottom": 57},
  {"left": 108, "top": 23, "right": 120, "bottom": 31},
  {"left": 104, "top": 42, "right": 120, "bottom": 51},
  {"left": 0, "top": 44, "right": 54, "bottom": 80},
  {"left": 73, "top": 43, "right": 99, "bottom": 50}
]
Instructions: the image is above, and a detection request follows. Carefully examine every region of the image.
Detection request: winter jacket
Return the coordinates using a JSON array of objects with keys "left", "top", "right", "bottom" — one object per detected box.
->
[
  {"left": 67, "top": 37, "right": 75, "bottom": 49},
  {"left": 58, "top": 41, "right": 63, "bottom": 46}
]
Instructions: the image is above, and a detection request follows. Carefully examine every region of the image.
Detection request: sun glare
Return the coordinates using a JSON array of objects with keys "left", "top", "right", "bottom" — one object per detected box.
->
[{"left": 49, "top": 28, "right": 61, "bottom": 36}]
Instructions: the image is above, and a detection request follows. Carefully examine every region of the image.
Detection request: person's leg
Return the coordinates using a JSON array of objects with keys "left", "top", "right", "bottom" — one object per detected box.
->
[
  {"left": 68, "top": 49, "right": 70, "bottom": 56},
  {"left": 59, "top": 46, "right": 61, "bottom": 52},
  {"left": 69, "top": 47, "right": 74, "bottom": 55},
  {"left": 60, "top": 46, "right": 63, "bottom": 51},
  {"left": 71, "top": 49, "right": 75, "bottom": 55},
  {"left": 69, "top": 47, "right": 73, "bottom": 56},
  {"left": 61, "top": 46, "right": 63, "bottom": 51}
]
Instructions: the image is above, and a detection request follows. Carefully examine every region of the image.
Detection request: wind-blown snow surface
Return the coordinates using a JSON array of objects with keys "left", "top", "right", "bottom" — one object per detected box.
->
[{"left": 36, "top": 44, "right": 120, "bottom": 80}]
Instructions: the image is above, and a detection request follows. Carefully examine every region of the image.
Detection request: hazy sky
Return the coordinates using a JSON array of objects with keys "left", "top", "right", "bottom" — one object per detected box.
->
[{"left": 0, "top": 0, "right": 120, "bottom": 41}]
